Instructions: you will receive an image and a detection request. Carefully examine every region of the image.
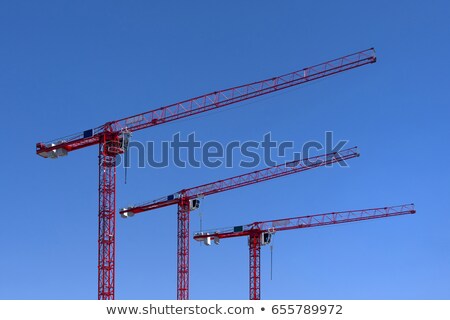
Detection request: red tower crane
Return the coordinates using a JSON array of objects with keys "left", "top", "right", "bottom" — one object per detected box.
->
[
  {"left": 193, "top": 204, "right": 416, "bottom": 300},
  {"left": 36, "top": 49, "right": 376, "bottom": 300},
  {"left": 120, "top": 147, "right": 360, "bottom": 299}
]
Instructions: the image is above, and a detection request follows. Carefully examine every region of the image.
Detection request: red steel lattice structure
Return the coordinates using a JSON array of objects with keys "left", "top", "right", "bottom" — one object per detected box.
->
[
  {"left": 36, "top": 49, "right": 376, "bottom": 300},
  {"left": 120, "top": 147, "right": 360, "bottom": 299},
  {"left": 194, "top": 204, "right": 416, "bottom": 300},
  {"left": 97, "top": 128, "right": 120, "bottom": 298}
]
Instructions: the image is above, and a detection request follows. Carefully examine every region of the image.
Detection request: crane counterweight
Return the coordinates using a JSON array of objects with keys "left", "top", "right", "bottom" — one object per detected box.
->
[{"left": 36, "top": 141, "right": 68, "bottom": 159}]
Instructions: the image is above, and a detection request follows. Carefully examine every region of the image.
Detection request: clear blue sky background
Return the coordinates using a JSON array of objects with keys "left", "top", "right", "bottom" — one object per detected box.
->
[{"left": 0, "top": 1, "right": 449, "bottom": 300}]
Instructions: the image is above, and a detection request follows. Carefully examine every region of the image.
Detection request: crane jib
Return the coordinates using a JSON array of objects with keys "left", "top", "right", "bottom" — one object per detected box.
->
[
  {"left": 36, "top": 48, "right": 376, "bottom": 157},
  {"left": 120, "top": 147, "right": 360, "bottom": 216}
]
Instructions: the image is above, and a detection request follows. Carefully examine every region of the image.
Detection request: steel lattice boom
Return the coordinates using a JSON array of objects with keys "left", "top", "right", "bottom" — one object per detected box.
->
[
  {"left": 122, "top": 147, "right": 360, "bottom": 214},
  {"left": 36, "top": 48, "right": 375, "bottom": 157},
  {"left": 36, "top": 48, "right": 375, "bottom": 300},
  {"left": 193, "top": 204, "right": 416, "bottom": 300},
  {"left": 120, "top": 147, "right": 360, "bottom": 299}
]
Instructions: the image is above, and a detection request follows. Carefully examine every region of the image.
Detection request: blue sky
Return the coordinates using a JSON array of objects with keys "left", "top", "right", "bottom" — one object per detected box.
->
[{"left": 0, "top": 1, "right": 449, "bottom": 299}]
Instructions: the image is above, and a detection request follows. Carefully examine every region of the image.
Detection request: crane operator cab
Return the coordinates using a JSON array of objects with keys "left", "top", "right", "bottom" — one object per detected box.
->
[
  {"left": 248, "top": 232, "right": 272, "bottom": 246},
  {"left": 189, "top": 199, "right": 200, "bottom": 211},
  {"left": 260, "top": 232, "right": 272, "bottom": 246}
]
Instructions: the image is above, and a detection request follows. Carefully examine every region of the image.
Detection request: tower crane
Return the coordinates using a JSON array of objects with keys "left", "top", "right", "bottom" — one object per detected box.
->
[
  {"left": 36, "top": 48, "right": 376, "bottom": 299},
  {"left": 193, "top": 204, "right": 416, "bottom": 300},
  {"left": 120, "top": 147, "right": 360, "bottom": 299}
]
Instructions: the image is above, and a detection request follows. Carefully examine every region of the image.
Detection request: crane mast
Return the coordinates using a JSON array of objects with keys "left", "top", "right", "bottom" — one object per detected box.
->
[
  {"left": 120, "top": 147, "right": 360, "bottom": 299},
  {"left": 194, "top": 204, "right": 416, "bottom": 300},
  {"left": 36, "top": 48, "right": 376, "bottom": 300}
]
